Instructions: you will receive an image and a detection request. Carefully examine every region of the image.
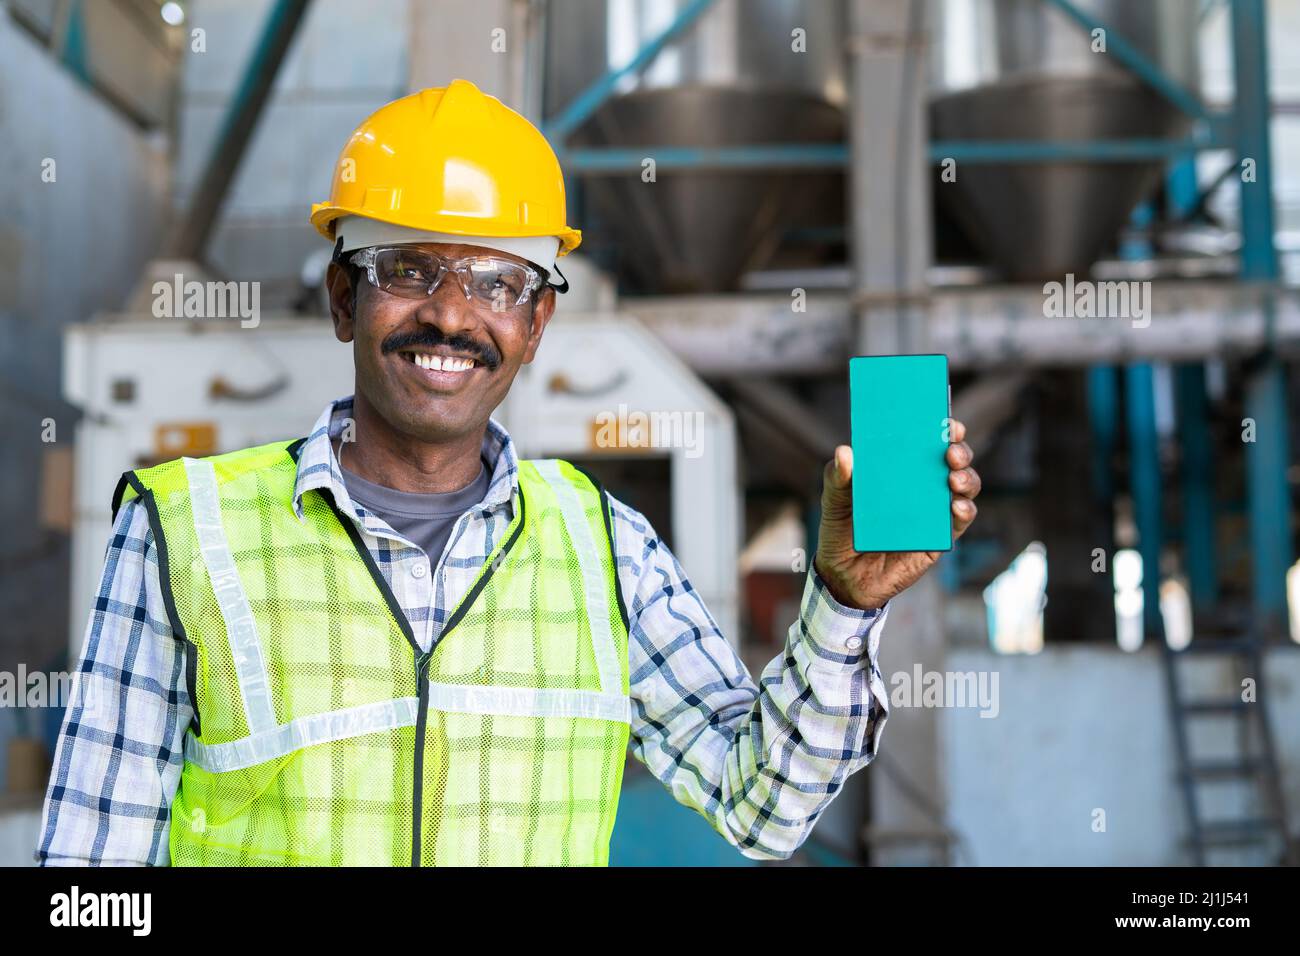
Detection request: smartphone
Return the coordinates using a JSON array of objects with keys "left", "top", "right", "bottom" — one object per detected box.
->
[{"left": 849, "top": 354, "right": 953, "bottom": 553}]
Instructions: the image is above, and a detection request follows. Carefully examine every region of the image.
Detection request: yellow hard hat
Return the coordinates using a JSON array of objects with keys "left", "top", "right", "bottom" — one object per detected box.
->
[{"left": 310, "top": 79, "right": 581, "bottom": 257}]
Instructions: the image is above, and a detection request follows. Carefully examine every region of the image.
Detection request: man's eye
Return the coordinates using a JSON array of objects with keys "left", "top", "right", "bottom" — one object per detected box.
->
[
  {"left": 393, "top": 260, "right": 430, "bottom": 280},
  {"left": 477, "top": 270, "right": 523, "bottom": 297}
]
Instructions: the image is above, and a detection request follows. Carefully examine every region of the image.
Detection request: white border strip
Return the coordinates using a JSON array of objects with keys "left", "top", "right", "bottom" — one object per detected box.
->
[
  {"left": 184, "top": 686, "right": 629, "bottom": 774},
  {"left": 532, "top": 460, "right": 623, "bottom": 696},
  {"left": 426, "top": 682, "right": 630, "bottom": 724},
  {"left": 184, "top": 457, "right": 278, "bottom": 735},
  {"left": 186, "top": 697, "right": 421, "bottom": 773}
]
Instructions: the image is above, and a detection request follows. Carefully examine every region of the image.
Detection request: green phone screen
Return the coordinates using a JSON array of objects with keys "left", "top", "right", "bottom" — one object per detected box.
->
[{"left": 850, "top": 354, "right": 953, "bottom": 553}]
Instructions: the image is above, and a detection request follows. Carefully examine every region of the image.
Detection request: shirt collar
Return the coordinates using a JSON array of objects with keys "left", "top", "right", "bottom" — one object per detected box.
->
[{"left": 291, "top": 395, "right": 520, "bottom": 523}]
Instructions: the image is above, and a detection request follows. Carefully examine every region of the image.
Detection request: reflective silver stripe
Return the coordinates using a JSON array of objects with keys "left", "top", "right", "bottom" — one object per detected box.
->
[
  {"left": 185, "top": 697, "right": 421, "bottom": 773},
  {"left": 183, "top": 457, "right": 278, "bottom": 735},
  {"left": 532, "top": 460, "right": 623, "bottom": 696},
  {"left": 426, "top": 682, "right": 630, "bottom": 724},
  {"left": 184, "top": 686, "right": 628, "bottom": 773}
]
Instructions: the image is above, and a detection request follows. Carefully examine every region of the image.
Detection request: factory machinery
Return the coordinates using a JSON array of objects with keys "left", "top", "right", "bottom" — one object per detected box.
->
[
  {"left": 62, "top": 0, "right": 1298, "bottom": 866},
  {"left": 537, "top": 0, "right": 1299, "bottom": 865}
]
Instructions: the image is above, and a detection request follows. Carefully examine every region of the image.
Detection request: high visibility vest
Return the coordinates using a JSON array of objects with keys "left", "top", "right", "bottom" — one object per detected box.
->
[{"left": 113, "top": 438, "right": 631, "bottom": 866}]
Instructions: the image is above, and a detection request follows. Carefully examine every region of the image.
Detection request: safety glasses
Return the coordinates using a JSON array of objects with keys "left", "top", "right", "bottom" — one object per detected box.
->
[{"left": 349, "top": 245, "right": 545, "bottom": 311}]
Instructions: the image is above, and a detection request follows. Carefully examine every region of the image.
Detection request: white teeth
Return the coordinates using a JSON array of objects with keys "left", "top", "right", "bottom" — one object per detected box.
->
[{"left": 408, "top": 353, "right": 474, "bottom": 372}]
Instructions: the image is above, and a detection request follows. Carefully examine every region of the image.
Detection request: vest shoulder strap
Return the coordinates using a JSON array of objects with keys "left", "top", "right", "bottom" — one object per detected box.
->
[
  {"left": 518, "top": 458, "right": 630, "bottom": 634},
  {"left": 111, "top": 438, "right": 302, "bottom": 523}
]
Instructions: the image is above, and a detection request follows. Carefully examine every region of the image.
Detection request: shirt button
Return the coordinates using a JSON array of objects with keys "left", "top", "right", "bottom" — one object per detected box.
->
[
  {"left": 845, "top": 636, "right": 863, "bottom": 651},
  {"left": 411, "top": 563, "right": 428, "bottom": 579}
]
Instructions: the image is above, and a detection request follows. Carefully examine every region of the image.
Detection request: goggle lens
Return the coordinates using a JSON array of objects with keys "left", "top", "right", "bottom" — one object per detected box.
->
[{"left": 362, "top": 247, "right": 540, "bottom": 310}]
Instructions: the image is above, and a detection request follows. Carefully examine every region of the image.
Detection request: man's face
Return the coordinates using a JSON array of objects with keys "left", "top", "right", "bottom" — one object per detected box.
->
[{"left": 327, "top": 241, "right": 556, "bottom": 444}]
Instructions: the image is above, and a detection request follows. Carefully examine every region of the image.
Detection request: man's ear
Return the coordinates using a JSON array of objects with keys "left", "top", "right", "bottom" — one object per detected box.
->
[
  {"left": 326, "top": 261, "right": 356, "bottom": 342},
  {"left": 521, "top": 286, "right": 556, "bottom": 364}
]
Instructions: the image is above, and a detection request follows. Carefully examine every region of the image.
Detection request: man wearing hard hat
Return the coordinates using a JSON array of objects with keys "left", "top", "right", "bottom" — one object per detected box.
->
[{"left": 38, "top": 80, "right": 981, "bottom": 866}]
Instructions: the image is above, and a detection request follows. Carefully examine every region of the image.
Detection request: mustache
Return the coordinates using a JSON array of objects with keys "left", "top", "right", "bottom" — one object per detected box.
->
[{"left": 381, "top": 327, "right": 502, "bottom": 370}]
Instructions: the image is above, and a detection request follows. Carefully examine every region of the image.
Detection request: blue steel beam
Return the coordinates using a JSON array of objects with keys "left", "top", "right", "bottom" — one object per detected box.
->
[
  {"left": 931, "top": 136, "right": 1221, "bottom": 163},
  {"left": 1232, "top": 0, "right": 1279, "bottom": 281},
  {"left": 1244, "top": 359, "right": 1293, "bottom": 633},
  {"left": 544, "top": 0, "right": 719, "bottom": 142},
  {"left": 1043, "top": 0, "right": 1208, "bottom": 119},
  {"left": 561, "top": 134, "right": 1236, "bottom": 174},
  {"left": 562, "top": 143, "right": 848, "bottom": 173},
  {"left": 1232, "top": 0, "right": 1293, "bottom": 633}
]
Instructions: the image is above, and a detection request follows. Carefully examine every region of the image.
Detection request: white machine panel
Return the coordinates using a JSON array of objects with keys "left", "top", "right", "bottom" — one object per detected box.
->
[{"left": 64, "top": 312, "right": 741, "bottom": 662}]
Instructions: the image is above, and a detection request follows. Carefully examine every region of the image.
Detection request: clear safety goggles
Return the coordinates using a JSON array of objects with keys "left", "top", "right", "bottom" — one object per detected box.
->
[{"left": 348, "top": 245, "right": 546, "bottom": 311}]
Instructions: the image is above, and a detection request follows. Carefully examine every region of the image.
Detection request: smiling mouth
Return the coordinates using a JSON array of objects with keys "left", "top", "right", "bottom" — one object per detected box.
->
[{"left": 399, "top": 350, "right": 481, "bottom": 374}]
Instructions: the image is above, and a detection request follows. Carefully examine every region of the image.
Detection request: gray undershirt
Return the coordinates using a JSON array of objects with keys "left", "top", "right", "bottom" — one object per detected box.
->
[{"left": 339, "top": 450, "right": 490, "bottom": 566}]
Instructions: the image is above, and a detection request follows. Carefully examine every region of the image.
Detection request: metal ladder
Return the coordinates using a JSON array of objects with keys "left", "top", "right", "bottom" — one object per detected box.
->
[{"left": 1161, "top": 626, "right": 1298, "bottom": 865}]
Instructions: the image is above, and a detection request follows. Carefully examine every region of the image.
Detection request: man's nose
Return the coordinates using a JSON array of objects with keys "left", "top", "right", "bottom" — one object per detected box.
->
[{"left": 413, "top": 274, "right": 481, "bottom": 335}]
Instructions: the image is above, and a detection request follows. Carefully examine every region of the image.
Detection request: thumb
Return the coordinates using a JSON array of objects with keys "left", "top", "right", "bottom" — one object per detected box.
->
[{"left": 820, "top": 445, "right": 853, "bottom": 521}]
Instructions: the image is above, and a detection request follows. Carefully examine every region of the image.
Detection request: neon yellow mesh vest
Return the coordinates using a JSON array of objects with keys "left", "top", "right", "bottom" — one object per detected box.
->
[{"left": 112, "top": 438, "right": 631, "bottom": 866}]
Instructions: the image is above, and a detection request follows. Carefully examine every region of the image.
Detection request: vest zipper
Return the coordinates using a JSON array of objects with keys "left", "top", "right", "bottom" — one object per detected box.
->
[
  {"left": 323, "top": 485, "right": 526, "bottom": 868},
  {"left": 411, "top": 649, "right": 432, "bottom": 867},
  {"left": 407, "top": 492, "right": 525, "bottom": 866}
]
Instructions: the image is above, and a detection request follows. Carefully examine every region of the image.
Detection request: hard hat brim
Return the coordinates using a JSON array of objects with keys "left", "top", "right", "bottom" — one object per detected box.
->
[{"left": 310, "top": 205, "right": 582, "bottom": 257}]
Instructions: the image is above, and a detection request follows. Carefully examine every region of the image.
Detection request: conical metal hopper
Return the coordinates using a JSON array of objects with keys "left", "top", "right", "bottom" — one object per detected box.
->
[
  {"left": 570, "top": 86, "right": 845, "bottom": 293},
  {"left": 930, "top": 74, "right": 1191, "bottom": 280},
  {"left": 927, "top": 0, "right": 1200, "bottom": 280},
  {"left": 544, "top": 0, "right": 849, "bottom": 293}
]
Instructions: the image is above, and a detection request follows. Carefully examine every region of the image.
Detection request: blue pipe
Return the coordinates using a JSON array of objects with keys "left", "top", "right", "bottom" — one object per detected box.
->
[{"left": 1232, "top": 0, "right": 1293, "bottom": 632}]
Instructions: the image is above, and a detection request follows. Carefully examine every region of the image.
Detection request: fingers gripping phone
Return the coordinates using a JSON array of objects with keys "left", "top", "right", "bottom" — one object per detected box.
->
[{"left": 849, "top": 354, "right": 953, "bottom": 553}]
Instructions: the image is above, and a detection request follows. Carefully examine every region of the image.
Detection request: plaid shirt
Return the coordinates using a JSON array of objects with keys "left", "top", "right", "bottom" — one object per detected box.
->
[{"left": 36, "top": 396, "right": 891, "bottom": 865}]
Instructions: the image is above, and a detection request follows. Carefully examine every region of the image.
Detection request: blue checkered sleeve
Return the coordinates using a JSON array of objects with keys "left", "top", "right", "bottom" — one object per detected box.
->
[
  {"left": 610, "top": 497, "right": 891, "bottom": 862},
  {"left": 35, "top": 497, "right": 191, "bottom": 866}
]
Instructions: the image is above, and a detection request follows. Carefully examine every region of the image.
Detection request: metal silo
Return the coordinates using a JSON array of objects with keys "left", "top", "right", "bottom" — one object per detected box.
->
[
  {"left": 929, "top": 0, "right": 1202, "bottom": 279},
  {"left": 544, "top": 0, "right": 849, "bottom": 293}
]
